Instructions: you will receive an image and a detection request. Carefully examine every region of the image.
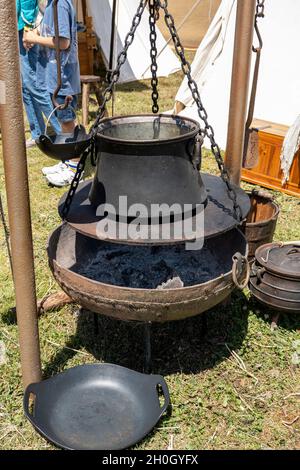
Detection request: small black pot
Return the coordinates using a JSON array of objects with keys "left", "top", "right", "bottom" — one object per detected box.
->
[{"left": 250, "top": 242, "right": 300, "bottom": 313}]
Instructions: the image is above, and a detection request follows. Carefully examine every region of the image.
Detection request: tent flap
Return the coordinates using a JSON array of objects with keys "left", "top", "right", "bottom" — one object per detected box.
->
[{"left": 87, "top": 0, "right": 180, "bottom": 83}]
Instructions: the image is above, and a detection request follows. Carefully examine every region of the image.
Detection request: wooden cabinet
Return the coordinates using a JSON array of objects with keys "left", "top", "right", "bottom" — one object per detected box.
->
[
  {"left": 78, "top": 16, "right": 97, "bottom": 75},
  {"left": 241, "top": 119, "right": 300, "bottom": 198}
]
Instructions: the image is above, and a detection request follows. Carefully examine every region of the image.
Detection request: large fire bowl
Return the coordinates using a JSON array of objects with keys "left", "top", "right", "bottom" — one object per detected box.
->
[{"left": 47, "top": 224, "right": 248, "bottom": 323}]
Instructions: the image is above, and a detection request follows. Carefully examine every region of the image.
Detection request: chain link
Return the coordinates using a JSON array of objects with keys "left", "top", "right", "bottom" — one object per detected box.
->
[
  {"left": 62, "top": 0, "right": 147, "bottom": 219},
  {"left": 158, "top": 0, "right": 242, "bottom": 220},
  {"left": 91, "top": 0, "right": 147, "bottom": 134},
  {"left": 255, "top": 0, "right": 265, "bottom": 18},
  {"left": 60, "top": 145, "right": 92, "bottom": 219},
  {"left": 62, "top": 0, "right": 248, "bottom": 221},
  {"left": 149, "top": 0, "right": 159, "bottom": 113}
]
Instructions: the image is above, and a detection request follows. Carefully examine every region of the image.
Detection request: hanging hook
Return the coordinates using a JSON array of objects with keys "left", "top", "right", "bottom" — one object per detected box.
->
[
  {"left": 252, "top": 0, "right": 264, "bottom": 53},
  {"left": 252, "top": 21, "right": 263, "bottom": 53},
  {"left": 52, "top": 0, "right": 73, "bottom": 110}
]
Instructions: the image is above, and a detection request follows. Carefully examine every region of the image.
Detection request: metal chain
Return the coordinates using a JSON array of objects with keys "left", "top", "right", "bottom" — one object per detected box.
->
[
  {"left": 91, "top": 0, "right": 147, "bottom": 134},
  {"left": 149, "top": 0, "right": 159, "bottom": 113},
  {"left": 255, "top": 0, "right": 265, "bottom": 18},
  {"left": 62, "top": 0, "right": 147, "bottom": 219},
  {"left": 60, "top": 145, "right": 91, "bottom": 219},
  {"left": 158, "top": 0, "right": 242, "bottom": 221}
]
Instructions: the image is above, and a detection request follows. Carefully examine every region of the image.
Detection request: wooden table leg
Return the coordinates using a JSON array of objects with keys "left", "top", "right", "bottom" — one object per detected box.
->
[{"left": 82, "top": 82, "right": 90, "bottom": 128}]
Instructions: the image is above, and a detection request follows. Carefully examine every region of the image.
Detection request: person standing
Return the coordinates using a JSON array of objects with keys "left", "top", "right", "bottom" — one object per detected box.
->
[
  {"left": 17, "top": 0, "right": 61, "bottom": 148},
  {"left": 24, "top": 0, "right": 81, "bottom": 187}
]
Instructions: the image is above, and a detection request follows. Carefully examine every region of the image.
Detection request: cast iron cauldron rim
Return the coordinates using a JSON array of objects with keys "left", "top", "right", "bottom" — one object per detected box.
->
[
  {"left": 24, "top": 363, "right": 169, "bottom": 451},
  {"left": 47, "top": 224, "right": 248, "bottom": 293},
  {"left": 96, "top": 113, "right": 200, "bottom": 146},
  {"left": 255, "top": 241, "right": 300, "bottom": 279}
]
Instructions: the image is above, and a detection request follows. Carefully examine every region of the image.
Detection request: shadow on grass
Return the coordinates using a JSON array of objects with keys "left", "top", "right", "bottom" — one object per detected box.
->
[
  {"left": 43, "top": 290, "right": 250, "bottom": 378},
  {"left": 116, "top": 81, "right": 149, "bottom": 93},
  {"left": 247, "top": 294, "right": 300, "bottom": 331},
  {"left": 43, "top": 334, "right": 82, "bottom": 379},
  {"left": 1, "top": 307, "right": 17, "bottom": 325}
]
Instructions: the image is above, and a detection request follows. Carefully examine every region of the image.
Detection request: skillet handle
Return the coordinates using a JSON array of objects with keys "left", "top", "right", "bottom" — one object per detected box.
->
[
  {"left": 23, "top": 383, "right": 40, "bottom": 424},
  {"left": 152, "top": 376, "right": 170, "bottom": 416}
]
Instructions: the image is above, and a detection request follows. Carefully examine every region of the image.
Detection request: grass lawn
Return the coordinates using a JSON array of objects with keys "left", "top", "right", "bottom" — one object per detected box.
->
[{"left": 0, "top": 57, "right": 300, "bottom": 450}]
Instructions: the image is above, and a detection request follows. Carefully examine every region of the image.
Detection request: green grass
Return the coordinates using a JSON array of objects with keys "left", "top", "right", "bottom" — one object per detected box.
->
[{"left": 0, "top": 57, "right": 300, "bottom": 450}]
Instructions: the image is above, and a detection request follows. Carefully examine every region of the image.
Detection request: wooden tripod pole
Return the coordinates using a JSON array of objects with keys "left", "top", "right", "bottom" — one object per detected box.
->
[
  {"left": 225, "top": 0, "right": 256, "bottom": 186},
  {"left": 0, "top": 0, "right": 42, "bottom": 388}
]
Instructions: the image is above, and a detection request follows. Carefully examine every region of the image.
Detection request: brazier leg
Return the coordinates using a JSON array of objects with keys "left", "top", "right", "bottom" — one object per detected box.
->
[
  {"left": 144, "top": 322, "right": 152, "bottom": 374},
  {"left": 93, "top": 312, "right": 99, "bottom": 335}
]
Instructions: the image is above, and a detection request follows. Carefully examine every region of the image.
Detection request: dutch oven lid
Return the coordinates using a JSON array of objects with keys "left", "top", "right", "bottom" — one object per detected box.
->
[{"left": 255, "top": 242, "right": 300, "bottom": 279}]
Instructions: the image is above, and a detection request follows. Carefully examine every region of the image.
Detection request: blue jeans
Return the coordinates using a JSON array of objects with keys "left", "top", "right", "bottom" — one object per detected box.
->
[{"left": 18, "top": 30, "right": 61, "bottom": 139}]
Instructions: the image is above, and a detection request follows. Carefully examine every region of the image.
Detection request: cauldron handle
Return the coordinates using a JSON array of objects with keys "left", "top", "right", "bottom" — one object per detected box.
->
[
  {"left": 232, "top": 252, "right": 250, "bottom": 290},
  {"left": 150, "top": 375, "right": 170, "bottom": 417},
  {"left": 43, "top": 105, "right": 79, "bottom": 137},
  {"left": 187, "top": 133, "right": 203, "bottom": 171},
  {"left": 287, "top": 248, "right": 300, "bottom": 256},
  {"left": 23, "top": 382, "right": 40, "bottom": 426},
  {"left": 256, "top": 267, "right": 266, "bottom": 283}
]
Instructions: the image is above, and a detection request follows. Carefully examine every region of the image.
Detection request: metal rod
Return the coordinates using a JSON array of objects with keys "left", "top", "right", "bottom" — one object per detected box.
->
[
  {"left": 93, "top": 312, "right": 99, "bottom": 335},
  {"left": 109, "top": 0, "right": 118, "bottom": 75},
  {"left": 225, "top": 0, "right": 256, "bottom": 185},
  {"left": 109, "top": 0, "right": 118, "bottom": 116},
  {"left": 0, "top": 193, "right": 13, "bottom": 275},
  {"left": 144, "top": 322, "right": 152, "bottom": 373},
  {"left": 0, "top": 0, "right": 42, "bottom": 388}
]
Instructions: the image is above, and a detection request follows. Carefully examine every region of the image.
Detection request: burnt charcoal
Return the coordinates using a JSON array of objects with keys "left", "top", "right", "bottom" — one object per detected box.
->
[
  {"left": 105, "top": 249, "right": 130, "bottom": 260},
  {"left": 75, "top": 243, "right": 224, "bottom": 289}
]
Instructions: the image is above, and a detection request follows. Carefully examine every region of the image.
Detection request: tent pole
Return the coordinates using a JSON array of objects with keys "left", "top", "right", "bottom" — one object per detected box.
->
[
  {"left": 109, "top": 0, "right": 118, "bottom": 116},
  {"left": 225, "top": 0, "right": 256, "bottom": 186},
  {"left": 0, "top": 0, "right": 42, "bottom": 388}
]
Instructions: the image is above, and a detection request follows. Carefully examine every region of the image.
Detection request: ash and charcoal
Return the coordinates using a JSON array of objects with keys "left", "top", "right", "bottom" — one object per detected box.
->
[{"left": 75, "top": 243, "right": 225, "bottom": 289}]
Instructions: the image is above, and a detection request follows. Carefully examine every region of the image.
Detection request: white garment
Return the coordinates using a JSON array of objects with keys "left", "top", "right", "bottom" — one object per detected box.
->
[
  {"left": 175, "top": 0, "right": 235, "bottom": 107},
  {"left": 280, "top": 115, "right": 300, "bottom": 184},
  {"left": 87, "top": 0, "right": 180, "bottom": 83}
]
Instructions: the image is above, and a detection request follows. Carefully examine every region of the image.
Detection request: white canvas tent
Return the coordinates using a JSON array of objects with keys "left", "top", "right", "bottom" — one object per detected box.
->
[
  {"left": 84, "top": 0, "right": 181, "bottom": 83},
  {"left": 175, "top": 0, "right": 300, "bottom": 150}
]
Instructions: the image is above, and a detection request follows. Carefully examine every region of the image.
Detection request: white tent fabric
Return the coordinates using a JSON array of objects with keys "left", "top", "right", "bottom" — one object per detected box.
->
[
  {"left": 176, "top": 0, "right": 300, "bottom": 152},
  {"left": 280, "top": 115, "right": 300, "bottom": 184},
  {"left": 176, "top": 0, "right": 235, "bottom": 107},
  {"left": 87, "top": 0, "right": 180, "bottom": 83}
]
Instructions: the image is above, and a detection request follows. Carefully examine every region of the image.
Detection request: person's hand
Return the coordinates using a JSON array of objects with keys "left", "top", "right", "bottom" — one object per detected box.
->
[{"left": 23, "top": 29, "right": 38, "bottom": 49}]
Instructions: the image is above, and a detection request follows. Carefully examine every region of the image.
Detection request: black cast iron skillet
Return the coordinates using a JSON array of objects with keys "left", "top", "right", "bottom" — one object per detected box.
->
[
  {"left": 36, "top": 125, "right": 91, "bottom": 161},
  {"left": 23, "top": 363, "right": 170, "bottom": 450}
]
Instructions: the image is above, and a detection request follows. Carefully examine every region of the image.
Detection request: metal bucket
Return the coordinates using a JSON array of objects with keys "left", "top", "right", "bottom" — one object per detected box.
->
[{"left": 244, "top": 189, "right": 280, "bottom": 259}]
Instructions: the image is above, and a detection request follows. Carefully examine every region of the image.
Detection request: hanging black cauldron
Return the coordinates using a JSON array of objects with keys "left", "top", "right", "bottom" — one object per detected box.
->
[
  {"left": 89, "top": 114, "right": 207, "bottom": 218},
  {"left": 58, "top": 114, "right": 250, "bottom": 243}
]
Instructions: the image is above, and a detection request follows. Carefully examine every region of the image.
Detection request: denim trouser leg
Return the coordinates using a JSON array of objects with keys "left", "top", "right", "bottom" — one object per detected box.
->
[
  {"left": 21, "top": 76, "right": 46, "bottom": 139},
  {"left": 18, "top": 30, "right": 61, "bottom": 138}
]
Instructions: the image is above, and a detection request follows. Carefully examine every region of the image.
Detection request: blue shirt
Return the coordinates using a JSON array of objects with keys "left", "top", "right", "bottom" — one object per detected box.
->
[
  {"left": 37, "top": 0, "right": 80, "bottom": 96},
  {"left": 16, "top": 0, "right": 39, "bottom": 31}
]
